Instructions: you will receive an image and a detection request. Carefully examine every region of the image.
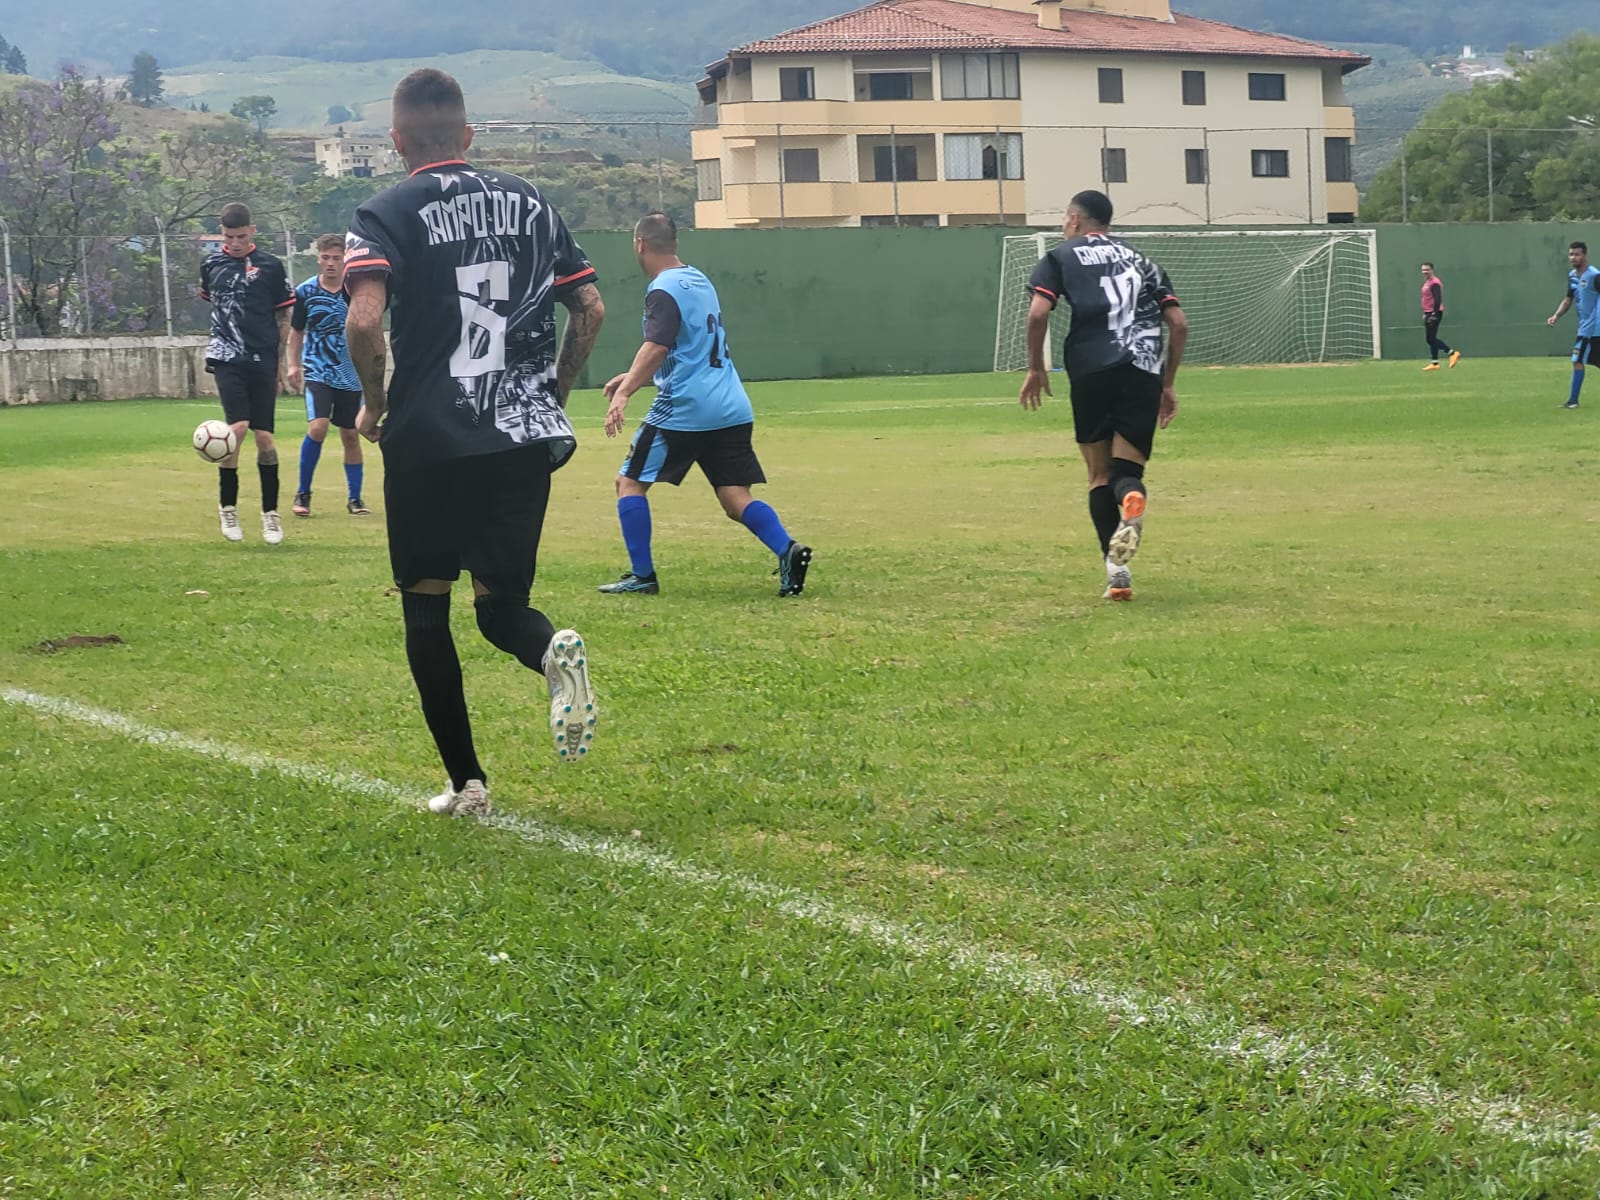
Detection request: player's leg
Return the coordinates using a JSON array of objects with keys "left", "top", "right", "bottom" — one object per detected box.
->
[
  {"left": 1423, "top": 316, "right": 1449, "bottom": 370},
  {"left": 213, "top": 365, "right": 250, "bottom": 541},
  {"left": 599, "top": 424, "right": 672, "bottom": 594},
  {"left": 1565, "top": 339, "right": 1590, "bottom": 408},
  {"left": 465, "top": 449, "right": 597, "bottom": 763},
  {"left": 248, "top": 369, "right": 283, "bottom": 544},
  {"left": 706, "top": 424, "right": 813, "bottom": 597},
  {"left": 387, "top": 459, "right": 487, "bottom": 815},
  {"left": 1070, "top": 370, "right": 1122, "bottom": 574},
  {"left": 1102, "top": 367, "right": 1162, "bottom": 600},
  {"left": 295, "top": 383, "right": 331, "bottom": 516},
  {"left": 328, "top": 389, "right": 367, "bottom": 512}
]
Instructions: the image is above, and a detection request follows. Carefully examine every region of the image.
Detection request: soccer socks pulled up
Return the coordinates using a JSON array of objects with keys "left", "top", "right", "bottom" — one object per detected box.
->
[
  {"left": 741, "top": 500, "right": 793, "bottom": 557},
  {"left": 298, "top": 435, "right": 323, "bottom": 497},
  {"left": 1088, "top": 485, "right": 1119, "bottom": 557},
  {"left": 1109, "top": 457, "right": 1147, "bottom": 506},
  {"left": 1571, "top": 366, "right": 1585, "bottom": 405},
  {"left": 218, "top": 466, "right": 240, "bottom": 509},
  {"left": 258, "top": 459, "right": 280, "bottom": 514},
  {"left": 617, "top": 494, "right": 655, "bottom": 578},
  {"left": 401, "top": 590, "right": 486, "bottom": 792},
  {"left": 474, "top": 593, "right": 556, "bottom": 673},
  {"left": 345, "top": 461, "right": 364, "bottom": 502}
]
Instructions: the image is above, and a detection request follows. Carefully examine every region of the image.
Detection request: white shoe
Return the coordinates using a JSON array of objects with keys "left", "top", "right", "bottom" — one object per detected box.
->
[
  {"left": 427, "top": 778, "right": 490, "bottom": 817},
  {"left": 544, "top": 630, "right": 597, "bottom": 763},
  {"left": 262, "top": 511, "right": 284, "bottom": 545},
  {"left": 218, "top": 505, "right": 243, "bottom": 542},
  {"left": 1107, "top": 491, "right": 1145, "bottom": 567},
  {"left": 1103, "top": 561, "right": 1133, "bottom": 602}
]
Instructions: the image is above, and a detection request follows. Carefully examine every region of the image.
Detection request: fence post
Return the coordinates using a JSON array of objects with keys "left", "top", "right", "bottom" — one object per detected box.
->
[
  {"left": 0, "top": 215, "right": 14, "bottom": 342},
  {"left": 80, "top": 237, "right": 92, "bottom": 334},
  {"left": 995, "top": 125, "right": 1005, "bottom": 225},
  {"left": 157, "top": 225, "right": 174, "bottom": 339},
  {"left": 655, "top": 122, "right": 664, "bottom": 209},
  {"left": 1202, "top": 127, "right": 1212, "bottom": 224},
  {"left": 1305, "top": 127, "right": 1316, "bottom": 223},
  {"left": 890, "top": 124, "right": 901, "bottom": 227},
  {"left": 1486, "top": 129, "right": 1495, "bottom": 223},
  {"left": 1400, "top": 138, "right": 1408, "bottom": 223},
  {"left": 776, "top": 122, "right": 786, "bottom": 229}
]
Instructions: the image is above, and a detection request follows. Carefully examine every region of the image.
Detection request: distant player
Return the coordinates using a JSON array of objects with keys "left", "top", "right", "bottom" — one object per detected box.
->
[
  {"left": 1018, "top": 189, "right": 1188, "bottom": 601},
  {"left": 1545, "top": 241, "right": 1600, "bottom": 409},
  {"left": 199, "top": 201, "right": 293, "bottom": 544},
  {"left": 598, "top": 212, "right": 813, "bottom": 598},
  {"left": 1419, "top": 262, "right": 1461, "bottom": 371},
  {"left": 345, "top": 68, "right": 605, "bottom": 818},
  {"left": 287, "top": 233, "right": 368, "bottom": 517}
]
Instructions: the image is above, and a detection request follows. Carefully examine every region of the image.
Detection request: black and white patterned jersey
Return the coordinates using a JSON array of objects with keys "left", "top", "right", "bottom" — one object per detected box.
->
[
  {"left": 199, "top": 246, "right": 293, "bottom": 367},
  {"left": 1027, "top": 234, "right": 1181, "bottom": 381},
  {"left": 344, "top": 159, "right": 598, "bottom": 469}
]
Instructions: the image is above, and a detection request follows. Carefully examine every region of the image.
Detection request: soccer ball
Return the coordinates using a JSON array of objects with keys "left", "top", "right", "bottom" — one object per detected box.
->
[{"left": 192, "top": 419, "right": 238, "bottom": 463}]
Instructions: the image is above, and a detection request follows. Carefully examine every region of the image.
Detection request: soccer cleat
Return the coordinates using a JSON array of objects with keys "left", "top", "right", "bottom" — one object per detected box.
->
[
  {"left": 262, "top": 511, "right": 284, "bottom": 545},
  {"left": 427, "top": 778, "right": 490, "bottom": 817},
  {"left": 777, "top": 541, "right": 813, "bottom": 597},
  {"left": 347, "top": 497, "right": 371, "bottom": 515},
  {"left": 1104, "top": 562, "right": 1133, "bottom": 602},
  {"left": 1107, "top": 491, "right": 1145, "bottom": 568},
  {"left": 292, "top": 491, "right": 311, "bottom": 517},
  {"left": 597, "top": 570, "right": 659, "bottom": 595},
  {"left": 1563, "top": 400, "right": 1581, "bottom": 409},
  {"left": 544, "top": 630, "right": 597, "bottom": 763},
  {"left": 1422, "top": 362, "right": 1441, "bottom": 372},
  {"left": 218, "top": 505, "right": 244, "bottom": 542},
  {"left": 1448, "top": 350, "right": 1462, "bottom": 368}
]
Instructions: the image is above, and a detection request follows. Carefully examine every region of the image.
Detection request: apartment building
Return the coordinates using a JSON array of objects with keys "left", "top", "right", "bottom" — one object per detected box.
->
[
  {"left": 313, "top": 134, "right": 400, "bottom": 179},
  {"left": 692, "top": 0, "right": 1367, "bottom": 228}
]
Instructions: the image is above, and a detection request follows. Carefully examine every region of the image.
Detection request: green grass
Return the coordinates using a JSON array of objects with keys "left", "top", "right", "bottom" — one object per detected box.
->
[{"left": 2, "top": 361, "right": 1599, "bottom": 1197}]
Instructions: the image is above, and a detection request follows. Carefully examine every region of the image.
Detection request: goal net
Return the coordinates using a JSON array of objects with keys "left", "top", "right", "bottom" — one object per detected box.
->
[{"left": 993, "top": 228, "right": 1380, "bottom": 371}]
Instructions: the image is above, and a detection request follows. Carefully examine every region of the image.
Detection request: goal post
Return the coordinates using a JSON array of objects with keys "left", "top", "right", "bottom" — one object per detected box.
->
[{"left": 994, "top": 228, "right": 1381, "bottom": 372}]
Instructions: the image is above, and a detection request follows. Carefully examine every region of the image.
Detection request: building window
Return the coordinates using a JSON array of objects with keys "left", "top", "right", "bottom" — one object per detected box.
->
[
  {"left": 1102, "top": 146, "right": 1127, "bottom": 183},
  {"left": 779, "top": 67, "right": 815, "bottom": 101},
  {"left": 1248, "top": 72, "right": 1286, "bottom": 101},
  {"left": 1328, "top": 211, "right": 1356, "bottom": 224},
  {"left": 945, "top": 133, "right": 1023, "bottom": 180},
  {"left": 940, "top": 53, "right": 1020, "bottom": 99},
  {"left": 782, "top": 147, "right": 821, "bottom": 183},
  {"left": 873, "top": 143, "right": 920, "bottom": 181},
  {"left": 1251, "top": 149, "right": 1290, "bottom": 177},
  {"left": 1182, "top": 69, "right": 1206, "bottom": 105},
  {"left": 861, "top": 215, "right": 939, "bottom": 228},
  {"left": 1185, "top": 148, "right": 1208, "bottom": 184},
  {"left": 1324, "top": 136, "right": 1353, "bottom": 183},
  {"left": 1098, "top": 67, "right": 1124, "bottom": 104},
  {"left": 696, "top": 158, "right": 723, "bottom": 200},
  {"left": 868, "top": 72, "right": 915, "bottom": 101}
]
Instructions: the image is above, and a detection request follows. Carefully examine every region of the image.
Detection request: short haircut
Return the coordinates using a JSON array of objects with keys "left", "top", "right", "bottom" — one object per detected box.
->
[
  {"left": 315, "top": 232, "right": 344, "bottom": 253},
  {"left": 392, "top": 68, "right": 468, "bottom": 162},
  {"left": 1068, "top": 189, "right": 1114, "bottom": 228},
  {"left": 1571, "top": 241, "right": 1588, "bottom": 254},
  {"left": 635, "top": 211, "right": 678, "bottom": 255},
  {"left": 1421, "top": 261, "right": 1434, "bottom": 270},
  {"left": 220, "top": 202, "right": 253, "bottom": 229}
]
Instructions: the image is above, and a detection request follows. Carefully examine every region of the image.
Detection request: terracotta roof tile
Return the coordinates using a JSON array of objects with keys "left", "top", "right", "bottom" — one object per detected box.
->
[{"left": 719, "top": 0, "right": 1366, "bottom": 67}]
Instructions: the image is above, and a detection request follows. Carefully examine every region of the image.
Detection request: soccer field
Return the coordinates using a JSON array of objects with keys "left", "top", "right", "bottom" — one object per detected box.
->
[{"left": 2, "top": 362, "right": 1597, "bottom": 1197}]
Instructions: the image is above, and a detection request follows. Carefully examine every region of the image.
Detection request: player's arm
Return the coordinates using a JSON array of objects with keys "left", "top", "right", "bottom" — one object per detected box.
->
[
  {"left": 1428, "top": 280, "right": 1444, "bottom": 314},
  {"left": 1550, "top": 288, "right": 1575, "bottom": 326},
  {"left": 1019, "top": 294, "right": 1055, "bottom": 410},
  {"left": 555, "top": 283, "right": 605, "bottom": 409},
  {"left": 603, "top": 341, "right": 671, "bottom": 439},
  {"left": 275, "top": 306, "right": 293, "bottom": 393},
  {"left": 345, "top": 274, "right": 389, "bottom": 442},
  {"left": 286, "top": 293, "right": 307, "bottom": 394},
  {"left": 1159, "top": 302, "right": 1188, "bottom": 430}
]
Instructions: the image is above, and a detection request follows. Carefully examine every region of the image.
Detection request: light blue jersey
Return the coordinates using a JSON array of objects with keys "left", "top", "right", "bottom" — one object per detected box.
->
[
  {"left": 642, "top": 266, "right": 753, "bottom": 432},
  {"left": 1569, "top": 265, "right": 1600, "bottom": 337}
]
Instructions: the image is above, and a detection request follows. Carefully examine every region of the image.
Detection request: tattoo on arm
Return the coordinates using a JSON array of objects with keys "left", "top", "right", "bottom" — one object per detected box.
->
[
  {"left": 345, "top": 279, "right": 390, "bottom": 409},
  {"left": 556, "top": 283, "right": 606, "bottom": 407}
]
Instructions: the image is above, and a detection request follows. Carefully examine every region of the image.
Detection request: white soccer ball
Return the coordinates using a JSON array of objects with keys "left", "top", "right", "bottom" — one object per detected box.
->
[{"left": 192, "top": 419, "right": 238, "bottom": 463}]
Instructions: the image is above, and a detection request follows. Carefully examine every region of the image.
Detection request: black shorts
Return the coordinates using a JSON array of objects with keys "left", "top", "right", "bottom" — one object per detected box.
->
[
  {"left": 620, "top": 421, "right": 766, "bottom": 489},
  {"left": 211, "top": 361, "right": 278, "bottom": 432},
  {"left": 1574, "top": 337, "right": 1600, "bottom": 367},
  {"left": 1069, "top": 363, "right": 1162, "bottom": 459},
  {"left": 383, "top": 446, "right": 552, "bottom": 599},
  {"left": 306, "top": 381, "right": 362, "bottom": 428}
]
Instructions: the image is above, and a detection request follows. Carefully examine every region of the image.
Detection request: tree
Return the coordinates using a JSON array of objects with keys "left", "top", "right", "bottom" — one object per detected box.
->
[
  {"left": 0, "top": 34, "right": 25, "bottom": 76},
  {"left": 326, "top": 104, "right": 357, "bottom": 125},
  {"left": 127, "top": 51, "right": 163, "bottom": 107},
  {"left": 132, "top": 118, "right": 294, "bottom": 233},
  {"left": 230, "top": 94, "right": 276, "bottom": 134}
]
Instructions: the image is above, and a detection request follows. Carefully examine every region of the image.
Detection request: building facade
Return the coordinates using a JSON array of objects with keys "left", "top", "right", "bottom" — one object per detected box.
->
[
  {"left": 693, "top": 0, "right": 1366, "bottom": 229},
  {"left": 313, "top": 135, "right": 400, "bottom": 179}
]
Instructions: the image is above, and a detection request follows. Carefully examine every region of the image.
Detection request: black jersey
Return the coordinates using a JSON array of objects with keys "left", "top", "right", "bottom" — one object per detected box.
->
[
  {"left": 199, "top": 246, "right": 293, "bottom": 367},
  {"left": 1027, "top": 234, "right": 1180, "bottom": 381},
  {"left": 344, "top": 159, "right": 598, "bottom": 469}
]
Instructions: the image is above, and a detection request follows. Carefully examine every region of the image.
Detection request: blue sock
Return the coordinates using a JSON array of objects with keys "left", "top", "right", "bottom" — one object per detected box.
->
[
  {"left": 741, "top": 500, "right": 792, "bottom": 557},
  {"left": 297, "top": 435, "right": 323, "bottom": 496},
  {"left": 618, "top": 495, "right": 654, "bottom": 577},
  {"left": 345, "top": 461, "right": 364, "bottom": 501},
  {"left": 1570, "top": 367, "right": 1585, "bottom": 405}
]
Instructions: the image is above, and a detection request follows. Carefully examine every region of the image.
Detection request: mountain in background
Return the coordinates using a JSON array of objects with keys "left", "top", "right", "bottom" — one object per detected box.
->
[{"left": 6, "top": 0, "right": 1596, "bottom": 81}]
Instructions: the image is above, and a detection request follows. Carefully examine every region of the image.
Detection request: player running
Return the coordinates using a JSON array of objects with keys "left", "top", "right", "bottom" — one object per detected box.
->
[
  {"left": 598, "top": 212, "right": 813, "bottom": 599},
  {"left": 1018, "top": 189, "right": 1188, "bottom": 601},
  {"left": 1419, "top": 262, "right": 1462, "bottom": 372},
  {"left": 1546, "top": 240, "right": 1600, "bottom": 409},
  {"left": 344, "top": 68, "right": 606, "bottom": 817},
  {"left": 199, "top": 202, "right": 294, "bottom": 544},
  {"left": 287, "top": 233, "right": 369, "bottom": 517}
]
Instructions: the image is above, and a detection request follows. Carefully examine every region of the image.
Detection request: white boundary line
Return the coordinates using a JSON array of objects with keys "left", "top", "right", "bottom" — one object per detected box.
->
[{"left": 4, "top": 685, "right": 1596, "bottom": 1159}]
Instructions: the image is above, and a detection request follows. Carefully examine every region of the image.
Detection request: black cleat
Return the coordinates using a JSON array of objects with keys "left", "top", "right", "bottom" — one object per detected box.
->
[
  {"left": 777, "top": 542, "right": 813, "bottom": 597},
  {"left": 597, "top": 571, "right": 660, "bottom": 595}
]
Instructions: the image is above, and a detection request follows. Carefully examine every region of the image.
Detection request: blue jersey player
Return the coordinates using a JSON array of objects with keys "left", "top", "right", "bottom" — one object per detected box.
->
[
  {"left": 598, "top": 212, "right": 813, "bottom": 598},
  {"left": 287, "top": 233, "right": 368, "bottom": 515},
  {"left": 1546, "top": 240, "right": 1600, "bottom": 410}
]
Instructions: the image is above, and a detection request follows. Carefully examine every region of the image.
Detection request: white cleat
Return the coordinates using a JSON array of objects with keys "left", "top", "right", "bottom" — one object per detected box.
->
[
  {"left": 1107, "top": 491, "right": 1145, "bottom": 568},
  {"left": 428, "top": 778, "right": 490, "bottom": 817},
  {"left": 218, "top": 505, "right": 243, "bottom": 542},
  {"left": 261, "top": 511, "right": 284, "bottom": 545},
  {"left": 544, "top": 629, "right": 598, "bottom": 763},
  {"left": 1104, "top": 561, "right": 1133, "bottom": 602}
]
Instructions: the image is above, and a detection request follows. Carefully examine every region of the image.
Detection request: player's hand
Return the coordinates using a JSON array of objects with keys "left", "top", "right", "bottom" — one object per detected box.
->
[
  {"left": 1019, "top": 368, "right": 1052, "bottom": 410},
  {"left": 1159, "top": 386, "right": 1179, "bottom": 429},
  {"left": 1548, "top": 315, "right": 1559, "bottom": 327},
  {"left": 287, "top": 366, "right": 304, "bottom": 393},
  {"left": 604, "top": 394, "right": 629, "bottom": 439},
  {"left": 355, "top": 405, "right": 383, "bottom": 444},
  {"left": 602, "top": 373, "right": 627, "bottom": 402}
]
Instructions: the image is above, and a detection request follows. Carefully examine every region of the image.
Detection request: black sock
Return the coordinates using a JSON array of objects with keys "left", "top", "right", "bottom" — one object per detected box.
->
[
  {"left": 475, "top": 593, "right": 556, "bottom": 673},
  {"left": 1110, "top": 457, "right": 1147, "bottom": 507},
  {"left": 1088, "top": 485, "right": 1119, "bottom": 556},
  {"left": 258, "top": 461, "right": 280, "bottom": 513},
  {"left": 401, "top": 591, "right": 485, "bottom": 791},
  {"left": 219, "top": 467, "right": 240, "bottom": 508}
]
